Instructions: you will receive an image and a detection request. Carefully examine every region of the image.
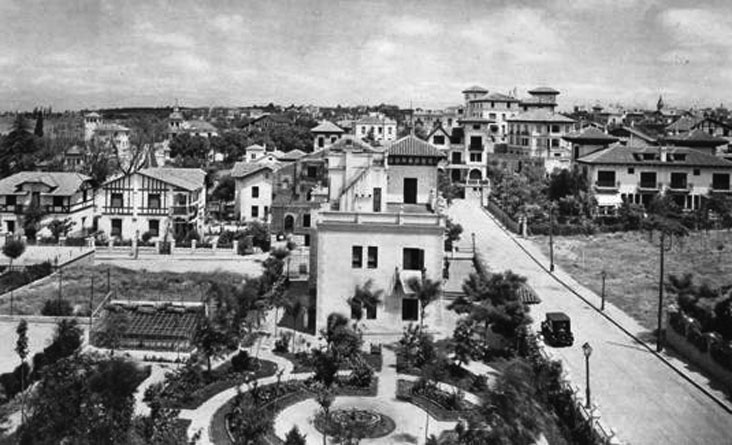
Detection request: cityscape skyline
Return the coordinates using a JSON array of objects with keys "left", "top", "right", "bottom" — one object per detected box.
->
[{"left": 1, "top": 0, "right": 731, "bottom": 111}]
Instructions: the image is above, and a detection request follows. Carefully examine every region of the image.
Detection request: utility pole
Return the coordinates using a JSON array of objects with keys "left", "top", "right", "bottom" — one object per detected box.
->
[
  {"left": 107, "top": 267, "right": 111, "bottom": 295},
  {"left": 657, "top": 232, "right": 668, "bottom": 352},
  {"left": 600, "top": 270, "right": 607, "bottom": 311},
  {"left": 549, "top": 205, "right": 555, "bottom": 272},
  {"left": 89, "top": 276, "right": 94, "bottom": 330}
]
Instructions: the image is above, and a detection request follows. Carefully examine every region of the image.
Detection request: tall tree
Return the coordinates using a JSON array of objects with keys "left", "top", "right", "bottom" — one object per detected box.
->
[
  {"left": 34, "top": 112, "right": 44, "bottom": 137},
  {"left": 3, "top": 237, "right": 26, "bottom": 270},
  {"left": 0, "top": 115, "right": 39, "bottom": 176},
  {"left": 16, "top": 319, "right": 29, "bottom": 424},
  {"left": 192, "top": 318, "right": 232, "bottom": 373},
  {"left": 407, "top": 277, "right": 442, "bottom": 332}
]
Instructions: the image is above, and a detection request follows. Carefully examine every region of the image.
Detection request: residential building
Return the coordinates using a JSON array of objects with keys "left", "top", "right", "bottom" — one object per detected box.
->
[
  {"left": 231, "top": 160, "right": 280, "bottom": 222},
  {"left": 562, "top": 127, "right": 620, "bottom": 161},
  {"left": 310, "top": 120, "right": 344, "bottom": 151},
  {"left": 662, "top": 129, "right": 728, "bottom": 156},
  {"left": 507, "top": 109, "right": 576, "bottom": 172},
  {"left": 354, "top": 114, "right": 397, "bottom": 143},
  {"left": 98, "top": 168, "right": 206, "bottom": 240},
  {"left": 84, "top": 112, "right": 130, "bottom": 152},
  {"left": 577, "top": 144, "right": 732, "bottom": 214},
  {"left": 520, "top": 87, "right": 560, "bottom": 112},
  {"left": 247, "top": 114, "right": 293, "bottom": 131},
  {"left": 0, "top": 172, "right": 95, "bottom": 234},
  {"left": 312, "top": 135, "right": 446, "bottom": 334},
  {"left": 166, "top": 106, "right": 219, "bottom": 139}
]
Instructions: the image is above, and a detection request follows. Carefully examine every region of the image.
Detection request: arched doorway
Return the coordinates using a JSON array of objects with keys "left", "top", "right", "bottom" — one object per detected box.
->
[
  {"left": 451, "top": 169, "right": 461, "bottom": 182},
  {"left": 284, "top": 214, "right": 295, "bottom": 233},
  {"left": 468, "top": 169, "right": 482, "bottom": 181}
]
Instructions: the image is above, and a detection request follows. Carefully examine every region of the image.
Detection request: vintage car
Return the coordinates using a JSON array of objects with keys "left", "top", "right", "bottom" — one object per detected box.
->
[{"left": 541, "top": 312, "right": 574, "bottom": 347}]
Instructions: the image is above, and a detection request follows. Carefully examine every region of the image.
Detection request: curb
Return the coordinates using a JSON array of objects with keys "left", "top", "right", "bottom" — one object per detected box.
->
[{"left": 478, "top": 204, "right": 732, "bottom": 415}]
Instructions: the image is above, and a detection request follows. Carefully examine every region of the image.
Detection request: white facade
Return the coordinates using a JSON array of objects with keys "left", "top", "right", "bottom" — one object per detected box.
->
[
  {"left": 355, "top": 114, "right": 397, "bottom": 143},
  {"left": 233, "top": 167, "right": 275, "bottom": 222}
]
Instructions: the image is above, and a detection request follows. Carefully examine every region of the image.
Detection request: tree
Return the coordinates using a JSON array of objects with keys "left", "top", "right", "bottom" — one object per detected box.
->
[
  {"left": 96, "top": 311, "right": 130, "bottom": 355},
  {"left": 22, "top": 201, "right": 46, "bottom": 241},
  {"left": 3, "top": 237, "right": 26, "bottom": 270},
  {"left": 34, "top": 112, "right": 44, "bottom": 137},
  {"left": 211, "top": 175, "right": 235, "bottom": 202},
  {"left": 16, "top": 319, "right": 29, "bottom": 424},
  {"left": 169, "top": 133, "right": 210, "bottom": 167},
  {"left": 193, "top": 318, "right": 232, "bottom": 373},
  {"left": 407, "top": 277, "right": 442, "bottom": 332},
  {"left": 48, "top": 218, "right": 75, "bottom": 241},
  {"left": 81, "top": 138, "right": 114, "bottom": 187},
  {"left": 347, "top": 279, "right": 383, "bottom": 325},
  {"left": 0, "top": 115, "right": 40, "bottom": 176},
  {"left": 284, "top": 425, "right": 307, "bottom": 445},
  {"left": 313, "top": 382, "right": 335, "bottom": 445},
  {"left": 445, "top": 217, "right": 464, "bottom": 251},
  {"left": 136, "top": 382, "right": 187, "bottom": 445}
]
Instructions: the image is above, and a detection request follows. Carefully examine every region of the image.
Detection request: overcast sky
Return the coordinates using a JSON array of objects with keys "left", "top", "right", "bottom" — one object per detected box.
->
[{"left": 0, "top": 0, "right": 730, "bottom": 111}]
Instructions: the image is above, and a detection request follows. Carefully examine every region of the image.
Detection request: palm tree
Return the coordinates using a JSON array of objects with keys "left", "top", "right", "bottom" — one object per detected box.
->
[
  {"left": 407, "top": 277, "right": 442, "bottom": 332},
  {"left": 347, "top": 279, "right": 383, "bottom": 327},
  {"left": 284, "top": 295, "right": 308, "bottom": 353}
]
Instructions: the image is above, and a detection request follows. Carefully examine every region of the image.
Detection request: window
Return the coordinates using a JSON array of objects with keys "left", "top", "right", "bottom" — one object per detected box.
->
[
  {"left": 264, "top": 206, "right": 269, "bottom": 219},
  {"left": 670, "top": 172, "right": 687, "bottom": 189},
  {"left": 640, "top": 172, "right": 657, "bottom": 189},
  {"left": 403, "top": 248, "right": 424, "bottom": 271},
  {"left": 111, "top": 219, "right": 122, "bottom": 237},
  {"left": 318, "top": 137, "right": 325, "bottom": 148},
  {"left": 378, "top": 127, "right": 383, "bottom": 134},
  {"left": 352, "top": 246, "right": 363, "bottom": 268},
  {"left": 307, "top": 166, "right": 317, "bottom": 178},
  {"left": 331, "top": 136, "right": 337, "bottom": 143},
  {"left": 551, "top": 139, "right": 559, "bottom": 148},
  {"left": 597, "top": 171, "right": 616, "bottom": 187},
  {"left": 148, "top": 193, "right": 161, "bottom": 209},
  {"left": 148, "top": 220, "right": 159, "bottom": 237},
  {"left": 489, "top": 113, "right": 496, "bottom": 119},
  {"left": 6, "top": 195, "right": 15, "bottom": 206},
  {"left": 402, "top": 299, "right": 419, "bottom": 321},
  {"left": 433, "top": 135, "right": 445, "bottom": 145},
  {"left": 361, "top": 126, "right": 367, "bottom": 134},
  {"left": 366, "top": 303, "right": 377, "bottom": 319},
  {"left": 451, "top": 152, "right": 462, "bottom": 164},
  {"left": 470, "top": 152, "right": 482, "bottom": 163},
  {"left": 252, "top": 186, "right": 259, "bottom": 198},
  {"left": 303, "top": 213, "right": 311, "bottom": 228},
  {"left": 111, "top": 193, "right": 123, "bottom": 208},
  {"left": 712, "top": 173, "right": 730, "bottom": 190},
  {"left": 628, "top": 168, "right": 635, "bottom": 174},
  {"left": 367, "top": 246, "right": 378, "bottom": 269},
  {"left": 472, "top": 124, "right": 481, "bottom": 130},
  {"left": 551, "top": 125, "right": 560, "bottom": 133},
  {"left": 251, "top": 205, "right": 259, "bottom": 218},
  {"left": 388, "top": 127, "right": 393, "bottom": 134},
  {"left": 53, "top": 196, "right": 64, "bottom": 207},
  {"left": 693, "top": 169, "right": 700, "bottom": 176}
]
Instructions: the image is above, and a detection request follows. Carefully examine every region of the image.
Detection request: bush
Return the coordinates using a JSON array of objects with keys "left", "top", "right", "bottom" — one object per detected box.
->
[
  {"left": 347, "top": 361, "right": 375, "bottom": 388},
  {"left": 159, "top": 240, "right": 171, "bottom": 255},
  {"left": 64, "top": 237, "right": 87, "bottom": 247},
  {"left": 231, "top": 350, "right": 254, "bottom": 372},
  {"left": 41, "top": 298, "right": 74, "bottom": 316},
  {"left": 274, "top": 332, "right": 291, "bottom": 353},
  {"left": 141, "top": 231, "right": 153, "bottom": 243}
]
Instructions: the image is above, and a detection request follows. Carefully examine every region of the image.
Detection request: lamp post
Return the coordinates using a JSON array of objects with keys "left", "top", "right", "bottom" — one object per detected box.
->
[
  {"left": 582, "top": 342, "right": 593, "bottom": 409},
  {"left": 549, "top": 205, "right": 555, "bottom": 272},
  {"left": 471, "top": 232, "right": 476, "bottom": 257},
  {"left": 600, "top": 270, "right": 607, "bottom": 311}
]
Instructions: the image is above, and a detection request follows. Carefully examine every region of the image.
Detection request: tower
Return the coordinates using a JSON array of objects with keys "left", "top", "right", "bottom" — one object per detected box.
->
[{"left": 83, "top": 112, "right": 101, "bottom": 141}]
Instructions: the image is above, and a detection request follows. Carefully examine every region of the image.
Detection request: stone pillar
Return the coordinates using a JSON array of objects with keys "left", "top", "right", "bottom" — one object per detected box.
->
[
  {"left": 155, "top": 240, "right": 160, "bottom": 253},
  {"left": 59, "top": 236, "right": 66, "bottom": 246},
  {"left": 191, "top": 239, "right": 197, "bottom": 252},
  {"left": 212, "top": 241, "right": 218, "bottom": 253},
  {"left": 233, "top": 240, "right": 239, "bottom": 255},
  {"left": 87, "top": 236, "right": 95, "bottom": 248},
  {"left": 170, "top": 239, "right": 176, "bottom": 255},
  {"left": 108, "top": 239, "right": 113, "bottom": 248}
]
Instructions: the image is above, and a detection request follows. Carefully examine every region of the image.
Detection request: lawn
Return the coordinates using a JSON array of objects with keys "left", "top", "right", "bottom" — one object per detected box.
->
[
  {"left": 532, "top": 229, "right": 732, "bottom": 331},
  {"left": 0, "top": 263, "right": 248, "bottom": 316}
]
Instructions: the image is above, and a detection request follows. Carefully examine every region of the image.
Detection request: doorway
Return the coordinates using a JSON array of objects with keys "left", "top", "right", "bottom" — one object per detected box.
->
[{"left": 403, "top": 178, "right": 417, "bottom": 204}]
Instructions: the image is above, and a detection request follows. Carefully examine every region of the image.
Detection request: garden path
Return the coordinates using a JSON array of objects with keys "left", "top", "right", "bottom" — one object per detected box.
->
[{"left": 450, "top": 197, "right": 732, "bottom": 445}]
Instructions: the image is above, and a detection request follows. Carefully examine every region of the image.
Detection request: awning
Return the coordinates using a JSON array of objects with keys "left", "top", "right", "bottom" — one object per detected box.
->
[{"left": 595, "top": 193, "right": 622, "bottom": 207}]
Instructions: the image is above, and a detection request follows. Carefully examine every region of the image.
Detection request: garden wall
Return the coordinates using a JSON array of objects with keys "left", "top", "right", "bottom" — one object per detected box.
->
[
  {"left": 666, "top": 318, "right": 732, "bottom": 391},
  {"left": 484, "top": 199, "right": 520, "bottom": 234}
]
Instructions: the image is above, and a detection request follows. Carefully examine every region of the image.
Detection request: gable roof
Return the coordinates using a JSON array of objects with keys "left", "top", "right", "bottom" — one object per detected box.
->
[
  {"left": 576, "top": 144, "right": 732, "bottom": 168},
  {"left": 186, "top": 120, "right": 217, "bottom": 132},
  {"left": 329, "top": 136, "right": 382, "bottom": 153},
  {"left": 427, "top": 125, "right": 451, "bottom": 139},
  {"left": 528, "top": 86, "right": 560, "bottom": 95},
  {"left": 0, "top": 172, "right": 91, "bottom": 196},
  {"left": 311, "top": 120, "right": 343, "bottom": 133},
  {"left": 472, "top": 92, "right": 519, "bottom": 102},
  {"left": 461, "top": 85, "right": 488, "bottom": 94},
  {"left": 663, "top": 129, "right": 728, "bottom": 147},
  {"left": 355, "top": 115, "right": 396, "bottom": 125},
  {"left": 507, "top": 109, "right": 575, "bottom": 123},
  {"left": 278, "top": 149, "right": 307, "bottom": 161},
  {"left": 231, "top": 160, "right": 280, "bottom": 179},
  {"left": 666, "top": 115, "right": 700, "bottom": 133},
  {"left": 562, "top": 127, "right": 619, "bottom": 143},
  {"left": 138, "top": 168, "right": 206, "bottom": 191},
  {"left": 608, "top": 126, "right": 657, "bottom": 143},
  {"left": 387, "top": 135, "right": 444, "bottom": 158}
]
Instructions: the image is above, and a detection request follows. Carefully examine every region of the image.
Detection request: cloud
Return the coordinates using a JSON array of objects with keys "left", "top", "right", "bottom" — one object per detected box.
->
[
  {"left": 163, "top": 51, "right": 210, "bottom": 73},
  {"left": 134, "top": 22, "right": 195, "bottom": 48},
  {"left": 212, "top": 14, "right": 245, "bottom": 33},
  {"left": 387, "top": 16, "right": 441, "bottom": 37},
  {"left": 659, "top": 8, "right": 732, "bottom": 47}
]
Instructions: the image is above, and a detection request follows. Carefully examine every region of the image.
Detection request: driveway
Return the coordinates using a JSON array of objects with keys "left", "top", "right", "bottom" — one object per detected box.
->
[{"left": 448, "top": 198, "right": 732, "bottom": 445}]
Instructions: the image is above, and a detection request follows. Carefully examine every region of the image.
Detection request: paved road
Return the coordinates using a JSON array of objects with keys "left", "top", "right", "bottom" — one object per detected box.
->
[{"left": 448, "top": 198, "right": 732, "bottom": 445}]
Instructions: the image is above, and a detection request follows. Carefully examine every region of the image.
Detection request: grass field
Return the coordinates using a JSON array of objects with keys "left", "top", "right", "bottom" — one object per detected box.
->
[
  {"left": 533, "top": 230, "right": 732, "bottom": 331},
  {"left": 0, "top": 263, "right": 248, "bottom": 316}
]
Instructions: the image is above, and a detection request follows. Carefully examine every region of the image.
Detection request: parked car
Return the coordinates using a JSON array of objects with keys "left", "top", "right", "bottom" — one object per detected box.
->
[{"left": 541, "top": 312, "right": 574, "bottom": 347}]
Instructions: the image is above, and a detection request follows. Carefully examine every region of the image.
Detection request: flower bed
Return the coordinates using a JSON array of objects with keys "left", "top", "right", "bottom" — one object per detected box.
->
[
  {"left": 313, "top": 408, "right": 396, "bottom": 440},
  {"left": 159, "top": 358, "right": 278, "bottom": 409},
  {"left": 396, "top": 379, "right": 476, "bottom": 421},
  {"left": 274, "top": 350, "right": 383, "bottom": 373},
  {"left": 396, "top": 353, "right": 488, "bottom": 394}
]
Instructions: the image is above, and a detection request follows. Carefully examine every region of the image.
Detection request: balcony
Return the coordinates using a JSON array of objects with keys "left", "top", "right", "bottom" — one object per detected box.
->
[
  {"left": 668, "top": 182, "right": 693, "bottom": 193},
  {"left": 45, "top": 205, "right": 71, "bottom": 213},
  {"left": 0, "top": 204, "right": 24, "bottom": 214},
  {"left": 594, "top": 181, "right": 619, "bottom": 192},
  {"left": 638, "top": 181, "right": 661, "bottom": 191},
  {"left": 138, "top": 207, "right": 168, "bottom": 216}
]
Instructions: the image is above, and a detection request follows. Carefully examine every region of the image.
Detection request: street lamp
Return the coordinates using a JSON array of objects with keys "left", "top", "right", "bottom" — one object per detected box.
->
[
  {"left": 471, "top": 232, "right": 476, "bottom": 257},
  {"left": 582, "top": 342, "right": 593, "bottom": 409},
  {"left": 600, "top": 270, "right": 607, "bottom": 311}
]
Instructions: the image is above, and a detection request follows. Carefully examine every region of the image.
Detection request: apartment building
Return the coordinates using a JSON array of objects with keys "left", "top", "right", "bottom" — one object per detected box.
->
[
  {"left": 577, "top": 144, "right": 732, "bottom": 214},
  {"left": 98, "top": 168, "right": 206, "bottom": 240},
  {"left": 507, "top": 109, "right": 576, "bottom": 172},
  {"left": 0, "top": 172, "right": 95, "bottom": 234}
]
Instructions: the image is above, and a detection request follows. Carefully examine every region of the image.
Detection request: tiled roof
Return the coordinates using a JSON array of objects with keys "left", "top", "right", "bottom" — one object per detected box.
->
[
  {"left": 472, "top": 92, "right": 519, "bottom": 102},
  {"left": 666, "top": 116, "right": 700, "bottom": 133},
  {"left": 85, "top": 112, "right": 101, "bottom": 118},
  {"left": 461, "top": 85, "right": 488, "bottom": 93},
  {"left": 387, "top": 135, "right": 444, "bottom": 158},
  {"left": 520, "top": 97, "right": 556, "bottom": 105},
  {"left": 528, "top": 86, "right": 560, "bottom": 94},
  {"left": 427, "top": 125, "right": 451, "bottom": 138},
  {"left": 311, "top": 120, "right": 343, "bottom": 133},
  {"left": 278, "top": 149, "right": 307, "bottom": 160},
  {"left": 246, "top": 144, "right": 266, "bottom": 151},
  {"left": 562, "top": 127, "right": 619, "bottom": 142},
  {"left": 329, "top": 136, "right": 381, "bottom": 153},
  {"left": 0, "top": 172, "right": 91, "bottom": 196},
  {"left": 507, "top": 110, "right": 575, "bottom": 123},
  {"left": 663, "top": 129, "right": 728, "bottom": 146},
  {"left": 576, "top": 144, "right": 732, "bottom": 168},
  {"left": 609, "top": 126, "right": 657, "bottom": 143},
  {"left": 139, "top": 168, "right": 206, "bottom": 191},
  {"left": 186, "top": 120, "right": 217, "bottom": 132},
  {"left": 65, "top": 145, "right": 83, "bottom": 155},
  {"left": 231, "top": 161, "right": 279, "bottom": 179}
]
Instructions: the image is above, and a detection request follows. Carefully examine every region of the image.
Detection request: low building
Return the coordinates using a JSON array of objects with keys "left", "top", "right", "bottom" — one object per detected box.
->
[
  {"left": 577, "top": 144, "right": 732, "bottom": 214},
  {"left": 0, "top": 172, "right": 95, "bottom": 234},
  {"left": 231, "top": 160, "right": 280, "bottom": 222},
  {"left": 310, "top": 120, "right": 344, "bottom": 151},
  {"left": 84, "top": 112, "right": 130, "bottom": 152},
  {"left": 98, "top": 168, "right": 206, "bottom": 241},
  {"left": 167, "top": 106, "right": 219, "bottom": 139},
  {"left": 562, "top": 126, "right": 620, "bottom": 161},
  {"left": 354, "top": 114, "right": 397, "bottom": 143}
]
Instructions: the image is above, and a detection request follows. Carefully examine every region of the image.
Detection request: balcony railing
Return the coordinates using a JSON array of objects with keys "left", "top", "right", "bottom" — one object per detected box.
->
[
  {"left": 104, "top": 206, "right": 133, "bottom": 215},
  {"left": 0, "top": 204, "right": 24, "bottom": 214},
  {"left": 710, "top": 183, "right": 732, "bottom": 192},
  {"left": 668, "top": 182, "right": 693, "bottom": 192},
  {"left": 138, "top": 207, "right": 168, "bottom": 215}
]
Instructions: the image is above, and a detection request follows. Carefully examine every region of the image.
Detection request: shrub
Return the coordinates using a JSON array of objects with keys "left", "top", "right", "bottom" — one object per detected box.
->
[
  {"left": 64, "top": 237, "right": 87, "bottom": 247},
  {"left": 347, "top": 361, "right": 375, "bottom": 388},
  {"left": 284, "top": 425, "right": 307, "bottom": 445},
  {"left": 274, "top": 332, "right": 291, "bottom": 353},
  {"left": 41, "top": 298, "right": 74, "bottom": 316},
  {"left": 231, "top": 350, "right": 254, "bottom": 372},
  {"left": 141, "top": 231, "right": 153, "bottom": 243},
  {"left": 159, "top": 240, "right": 171, "bottom": 255},
  {"left": 686, "top": 325, "right": 708, "bottom": 352}
]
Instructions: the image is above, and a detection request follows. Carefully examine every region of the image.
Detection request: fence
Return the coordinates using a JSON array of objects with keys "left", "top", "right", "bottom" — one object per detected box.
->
[{"left": 484, "top": 199, "right": 521, "bottom": 234}]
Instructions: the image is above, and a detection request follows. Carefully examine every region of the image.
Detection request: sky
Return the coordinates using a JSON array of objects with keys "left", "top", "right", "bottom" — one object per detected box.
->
[{"left": 1, "top": 0, "right": 731, "bottom": 112}]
